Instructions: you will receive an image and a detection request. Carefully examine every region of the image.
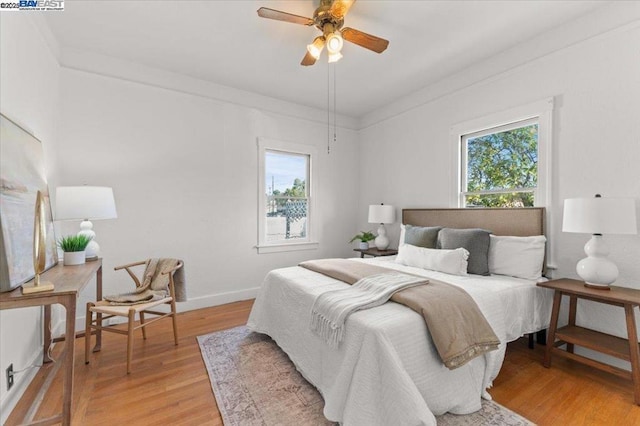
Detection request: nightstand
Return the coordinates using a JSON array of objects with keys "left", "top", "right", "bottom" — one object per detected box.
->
[
  {"left": 538, "top": 278, "right": 640, "bottom": 405},
  {"left": 353, "top": 247, "right": 398, "bottom": 258}
]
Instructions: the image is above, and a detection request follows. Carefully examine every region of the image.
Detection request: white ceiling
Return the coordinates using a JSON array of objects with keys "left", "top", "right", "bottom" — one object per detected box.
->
[{"left": 44, "top": 1, "right": 609, "bottom": 118}]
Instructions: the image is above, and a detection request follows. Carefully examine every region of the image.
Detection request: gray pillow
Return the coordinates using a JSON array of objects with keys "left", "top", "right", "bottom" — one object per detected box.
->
[
  {"left": 404, "top": 225, "right": 441, "bottom": 248},
  {"left": 437, "top": 228, "right": 491, "bottom": 275}
]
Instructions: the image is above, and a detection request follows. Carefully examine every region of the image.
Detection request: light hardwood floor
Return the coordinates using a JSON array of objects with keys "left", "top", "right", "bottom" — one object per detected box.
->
[{"left": 6, "top": 300, "right": 640, "bottom": 425}]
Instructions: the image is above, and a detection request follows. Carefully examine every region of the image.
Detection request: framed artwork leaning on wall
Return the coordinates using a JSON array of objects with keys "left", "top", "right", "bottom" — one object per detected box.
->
[{"left": 0, "top": 113, "right": 58, "bottom": 293}]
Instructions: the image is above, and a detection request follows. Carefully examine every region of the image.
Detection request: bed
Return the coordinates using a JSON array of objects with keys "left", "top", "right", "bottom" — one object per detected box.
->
[{"left": 247, "top": 208, "right": 553, "bottom": 425}]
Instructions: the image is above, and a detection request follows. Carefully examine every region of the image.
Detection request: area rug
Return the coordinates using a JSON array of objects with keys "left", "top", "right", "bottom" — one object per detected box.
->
[{"left": 198, "top": 326, "right": 534, "bottom": 426}]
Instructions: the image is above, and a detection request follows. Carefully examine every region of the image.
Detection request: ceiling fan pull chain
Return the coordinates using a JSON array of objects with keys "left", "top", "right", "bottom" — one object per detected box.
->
[
  {"left": 333, "top": 64, "right": 337, "bottom": 147},
  {"left": 327, "top": 62, "right": 331, "bottom": 154}
]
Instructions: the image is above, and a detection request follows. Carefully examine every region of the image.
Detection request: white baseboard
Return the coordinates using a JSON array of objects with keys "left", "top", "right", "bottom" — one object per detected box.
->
[
  {"left": 179, "top": 287, "right": 260, "bottom": 312},
  {"left": 62, "top": 286, "right": 261, "bottom": 330},
  {"left": 0, "top": 349, "right": 44, "bottom": 425}
]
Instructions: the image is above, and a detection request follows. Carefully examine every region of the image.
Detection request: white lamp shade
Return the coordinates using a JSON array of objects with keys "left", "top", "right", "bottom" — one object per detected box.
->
[
  {"left": 562, "top": 197, "right": 637, "bottom": 235},
  {"left": 55, "top": 186, "right": 118, "bottom": 221},
  {"left": 368, "top": 204, "right": 395, "bottom": 224}
]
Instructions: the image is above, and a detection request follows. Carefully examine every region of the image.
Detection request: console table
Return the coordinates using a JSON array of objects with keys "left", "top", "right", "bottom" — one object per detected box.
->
[
  {"left": 0, "top": 260, "right": 103, "bottom": 426},
  {"left": 538, "top": 278, "right": 640, "bottom": 405}
]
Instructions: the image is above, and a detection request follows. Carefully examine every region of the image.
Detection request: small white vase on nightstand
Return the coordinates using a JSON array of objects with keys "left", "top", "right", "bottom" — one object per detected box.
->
[{"left": 359, "top": 242, "right": 369, "bottom": 250}]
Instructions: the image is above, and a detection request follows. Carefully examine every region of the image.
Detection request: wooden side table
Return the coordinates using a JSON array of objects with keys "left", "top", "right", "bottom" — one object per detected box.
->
[
  {"left": 0, "top": 260, "right": 103, "bottom": 426},
  {"left": 538, "top": 278, "right": 640, "bottom": 405},
  {"left": 354, "top": 247, "right": 398, "bottom": 258}
]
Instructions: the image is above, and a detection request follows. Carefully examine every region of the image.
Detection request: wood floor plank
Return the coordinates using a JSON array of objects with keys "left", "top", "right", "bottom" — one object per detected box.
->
[{"left": 6, "top": 299, "right": 640, "bottom": 425}]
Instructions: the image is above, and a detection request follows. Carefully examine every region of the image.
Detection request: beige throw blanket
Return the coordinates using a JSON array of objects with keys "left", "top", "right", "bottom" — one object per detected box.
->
[
  {"left": 299, "top": 259, "right": 500, "bottom": 369},
  {"left": 310, "top": 272, "right": 429, "bottom": 346},
  {"left": 105, "top": 258, "right": 187, "bottom": 305}
]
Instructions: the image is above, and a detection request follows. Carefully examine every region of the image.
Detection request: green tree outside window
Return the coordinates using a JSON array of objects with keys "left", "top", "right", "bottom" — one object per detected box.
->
[{"left": 464, "top": 123, "right": 538, "bottom": 208}]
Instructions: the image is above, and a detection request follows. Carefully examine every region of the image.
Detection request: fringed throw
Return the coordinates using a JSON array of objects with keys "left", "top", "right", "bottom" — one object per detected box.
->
[{"left": 309, "top": 272, "right": 428, "bottom": 346}]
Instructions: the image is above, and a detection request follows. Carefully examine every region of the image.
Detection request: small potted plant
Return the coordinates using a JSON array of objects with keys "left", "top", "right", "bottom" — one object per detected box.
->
[
  {"left": 58, "top": 235, "right": 92, "bottom": 266},
  {"left": 349, "top": 231, "right": 376, "bottom": 250}
]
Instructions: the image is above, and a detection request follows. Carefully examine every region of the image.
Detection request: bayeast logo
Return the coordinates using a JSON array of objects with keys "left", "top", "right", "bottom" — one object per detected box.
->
[{"left": 0, "top": 0, "right": 63, "bottom": 11}]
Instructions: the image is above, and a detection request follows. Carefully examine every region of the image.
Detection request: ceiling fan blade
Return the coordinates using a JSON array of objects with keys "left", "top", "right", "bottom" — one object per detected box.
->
[
  {"left": 329, "top": 0, "right": 356, "bottom": 20},
  {"left": 342, "top": 27, "right": 389, "bottom": 54},
  {"left": 301, "top": 51, "right": 317, "bottom": 66},
  {"left": 257, "top": 7, "right": 314, "bottom": 26}
]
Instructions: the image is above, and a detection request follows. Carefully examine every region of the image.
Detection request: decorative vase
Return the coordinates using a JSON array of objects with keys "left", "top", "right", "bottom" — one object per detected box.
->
[
  {"left": 359, "top": 241, "right": 369, "bottom": 250},
  {"left": 63, "top": 251, "right": 86, "bottom": 266}
]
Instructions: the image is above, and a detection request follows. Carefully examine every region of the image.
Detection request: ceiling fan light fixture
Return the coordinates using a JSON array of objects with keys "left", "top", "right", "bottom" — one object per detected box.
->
[
  {"left": 307, "top": 36, "right": 326, "bottom": 60},
  {"left": 256, "top": 3, "right": 390, "bottom": 67},
  {"left": 326, "top": 31, "right": 344, "bottom": 54},
  {"left": 328, "top": 51, "right": 343, "bottom": 63}
]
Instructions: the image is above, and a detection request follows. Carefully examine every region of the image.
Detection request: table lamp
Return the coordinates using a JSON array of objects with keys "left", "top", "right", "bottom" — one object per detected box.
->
[
  {"left": 562, "top": 194, "right": 637, "bottom": 289},
  {"left": 55, "top": 186, "right": 117, "bottom": 260},
  {"left": 368, "top": 204, "right": 395, "bottom": 250}
]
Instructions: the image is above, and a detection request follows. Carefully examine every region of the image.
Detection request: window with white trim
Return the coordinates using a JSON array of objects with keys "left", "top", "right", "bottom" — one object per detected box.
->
[
  {"left": 257, "top": 138, "right": 318, "bottom": 254},
  {"left": 462, "top": 118, "right": 538, "bottom": 207},
  {"left": 451, "top": 98, "right": 553, "bottom": 208}
]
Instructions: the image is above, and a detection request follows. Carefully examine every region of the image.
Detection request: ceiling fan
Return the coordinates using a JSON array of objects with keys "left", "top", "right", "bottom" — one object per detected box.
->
[{"left": 257, "top": 0, "right": 389, "bottom": 66}]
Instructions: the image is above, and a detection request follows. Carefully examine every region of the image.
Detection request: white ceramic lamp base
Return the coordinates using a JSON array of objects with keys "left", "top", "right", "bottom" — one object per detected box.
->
[
  {"left": 78, "top": 219, "right": 99, "bottom": 260},
  {"left": 577, "top": 235, "right": 618, "bottom": 289},
  {"left": 374, "top": 224, "right": 390, "bottom": 250}
]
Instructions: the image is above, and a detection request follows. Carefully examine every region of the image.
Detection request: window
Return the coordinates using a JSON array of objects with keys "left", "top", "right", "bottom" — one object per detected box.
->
[
  {"left": 461, "top": 118, "right": 538, "bottom": 207},
  {"left": 257, "top": 138, "right": 318, "bottom": 253},
  {"left": 450, "top": 98, "right": 553, "bottom": 208},
  {"left": 265, "top": 151, "right": 308, "bottom": 241}
]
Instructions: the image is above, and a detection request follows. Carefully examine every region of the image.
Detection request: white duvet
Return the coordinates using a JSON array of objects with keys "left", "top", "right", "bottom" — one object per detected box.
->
[{"left": 247, "top": 257, "right": 553, "bottom": 426}]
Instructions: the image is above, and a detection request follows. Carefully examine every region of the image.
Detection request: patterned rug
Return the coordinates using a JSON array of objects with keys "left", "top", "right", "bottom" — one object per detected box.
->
[{"left": 198, "top": 326, "right": 534, "bottom": 426}]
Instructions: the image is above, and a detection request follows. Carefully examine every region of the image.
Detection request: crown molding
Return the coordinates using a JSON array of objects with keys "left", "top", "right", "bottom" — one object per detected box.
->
[
  {"left": 59, "top": 47, "right": 359, "bottom": 130},
  {"left": 358, "top": 2, "right": 640, "bottom": 130},
  {"left": 25, "top": 13, "right": 61, "bottom": 63},
  {"left": 26, "top": 13, "right": 359, "bottom": 130},
  {"left": 24, "top": 2, "right": 639, "bottom": 132}
]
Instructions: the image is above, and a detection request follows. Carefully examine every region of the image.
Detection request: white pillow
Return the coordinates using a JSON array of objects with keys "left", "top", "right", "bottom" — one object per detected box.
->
[
  {"left": 396, "top": 244, "right": 469, "bottom": 276},
  {"left": 399, "top": 224, "right": 406, "bottom": 247},
  {"left": 488, "top": 235, "right": 546, "bottom": 280}
]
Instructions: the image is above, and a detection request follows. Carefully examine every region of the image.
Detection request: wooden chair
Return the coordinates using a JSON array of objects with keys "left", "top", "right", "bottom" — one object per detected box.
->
[{"left": 85, "top": 260, "right": 183, "bottom": 374}]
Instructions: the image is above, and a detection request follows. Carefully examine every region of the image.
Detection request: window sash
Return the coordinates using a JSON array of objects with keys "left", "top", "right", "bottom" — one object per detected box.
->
[
  {"left": 462, "top": 188, "right": 535, "bottom": 197},
  {"left": 460, "top": 117, "right": 539, "bottom": 207},
  {"left": 265, "top": 149, "right": 310, "bottom": 198},
  {"left": 462, "top": 117, "right": 538, "bottom": 141},
  {"left": 257, "top": 138, "right": 318, "bottom": 254},
  {"left": 450, "top": 98, "right": 552, "bottom": 211}
]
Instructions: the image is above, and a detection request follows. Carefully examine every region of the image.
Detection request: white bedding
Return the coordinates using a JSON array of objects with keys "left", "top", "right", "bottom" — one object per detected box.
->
[{"left": 247, "top": 256, "right": 553, "bottom": 426}]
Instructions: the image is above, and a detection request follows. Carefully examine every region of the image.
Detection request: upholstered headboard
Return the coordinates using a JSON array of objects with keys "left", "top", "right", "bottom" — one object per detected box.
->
[{"left": 402, "top": 208, "right": 545, "bottom": 237}]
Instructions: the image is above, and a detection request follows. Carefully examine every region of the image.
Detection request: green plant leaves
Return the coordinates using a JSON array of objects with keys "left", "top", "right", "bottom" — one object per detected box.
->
[{"left": 57, "top": 234, "right": 92, "bottom": 252}]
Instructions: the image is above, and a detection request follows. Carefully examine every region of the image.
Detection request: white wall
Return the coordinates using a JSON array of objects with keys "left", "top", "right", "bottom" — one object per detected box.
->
[
  {"left": 2, "top": 5, "right": 638, "bottom": 419},
  {"left": 55, "top": 66, "right": 361, "bottom": 317},
  {"left": 0, "top": 14, "right": 61, "bottom": 420},
  {"left": 358, "top": 23, "right": 640, "bottom": 365},
  {"left": 1, "top": 15, "right": 360, "bottom": 420}
]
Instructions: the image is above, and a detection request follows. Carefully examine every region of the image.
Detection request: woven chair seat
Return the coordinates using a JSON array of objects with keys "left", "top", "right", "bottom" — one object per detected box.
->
[{"left": 90, "top": 297, "right": 173, "bottom": 315}]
